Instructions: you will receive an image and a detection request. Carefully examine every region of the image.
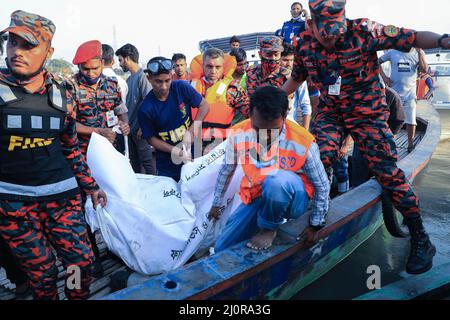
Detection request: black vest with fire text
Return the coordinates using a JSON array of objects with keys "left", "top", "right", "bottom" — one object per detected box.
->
[{"left": 0, "top": 80, "right": 79, "bottom": 201}]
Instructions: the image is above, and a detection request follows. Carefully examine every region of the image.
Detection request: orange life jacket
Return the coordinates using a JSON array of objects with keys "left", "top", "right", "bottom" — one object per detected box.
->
[
  {"left": 190, "top": 54, "right": 237, "bottom": 141},
  {"left": 417, "top": 74, "right": 433, "bottom": 100},
  {"left": 230, "top": 119, "right": 316, "bottom": 205}
]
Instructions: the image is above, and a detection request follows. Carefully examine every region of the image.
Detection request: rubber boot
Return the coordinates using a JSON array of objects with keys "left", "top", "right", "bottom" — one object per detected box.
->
[
  {"left": 405, "top": 216, "right": 436, "bottom": 275},
  {"left": 87, "top": 226, "right": 104, "bottom": 278}
]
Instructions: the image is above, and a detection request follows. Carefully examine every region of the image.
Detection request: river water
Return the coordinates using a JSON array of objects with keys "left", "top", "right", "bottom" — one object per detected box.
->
[{"left": 294, "top": 138, "right": 450, "bottom": 300}]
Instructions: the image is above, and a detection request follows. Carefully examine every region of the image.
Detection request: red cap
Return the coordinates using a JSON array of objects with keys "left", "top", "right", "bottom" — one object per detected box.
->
[{"left": 72, "top": 40, "right": 102, "bottom": 65}]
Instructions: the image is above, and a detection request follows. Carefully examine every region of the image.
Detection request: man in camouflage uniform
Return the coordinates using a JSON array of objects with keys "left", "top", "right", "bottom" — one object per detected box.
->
[
  {"left": 283, "top": 0, "right": 450, "bottom": 275},
  {"left": 68, "top": 40, "right": 130, "bottom": 276},
  {"left": 69, "top": 40, "right": 130, "bottom": 156},
  {"left": 0, "top": 10, "right": 107, "bottom": 299},
  {"left": 0, "top": 26, "right": 30, "bottom": 297},
  {"left": 246, "top": 36, "right": 290, "bottom": 97}
]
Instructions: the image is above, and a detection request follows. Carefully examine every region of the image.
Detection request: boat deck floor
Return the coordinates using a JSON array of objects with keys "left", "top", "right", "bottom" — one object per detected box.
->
[{"left": 0, "top": 129, "right": 424, "bottom": 300}]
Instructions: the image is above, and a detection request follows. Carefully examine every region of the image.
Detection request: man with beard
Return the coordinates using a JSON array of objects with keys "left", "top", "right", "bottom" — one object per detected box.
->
[
  {"left": 69, "top": 40, "right": 130, "bottom": 277},
  {"left": 229, "top": 36, "right": 241, "bottom": 51},
  {"left": 0, "top": 25, "right": 30, "bottom": 298},
  {"left": 190, "top": 48, "right": 249, "bottom": 152},
  {"left": 280, "top": 43, "right": 312, "bottom": 129},
  {"left": 116, "top": 44, "right": 154, "bottom": 174},
  {"left": 70, "top": 40, "right": 130, "bottom": 155},
  {"left": 229, "top": 48, "right": 248, "bottom": 91},
  {"left": 171, "top": 53, "right": 191, "bottom": 81},
  {"left": 0, "top": 10, "right": 107, "bottom": 299}
]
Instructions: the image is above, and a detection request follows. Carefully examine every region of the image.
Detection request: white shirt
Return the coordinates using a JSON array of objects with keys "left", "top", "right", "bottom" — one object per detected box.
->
[
  {"left": 103, "top": 67, "right": 129, "bottom": 108},
  {"left": 380, "top": 49, "right": 419, "bottom": 102},
  {"left": 288, "top": 82, "right": 311, "bottom": 123}
]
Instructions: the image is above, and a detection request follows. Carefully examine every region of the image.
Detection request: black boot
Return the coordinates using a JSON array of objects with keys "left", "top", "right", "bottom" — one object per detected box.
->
[{"left": 405, "top": 216, "right": 436, "bottom": 275}]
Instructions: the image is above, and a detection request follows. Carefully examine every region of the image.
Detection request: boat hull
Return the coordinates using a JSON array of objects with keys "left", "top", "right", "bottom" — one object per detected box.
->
[
  {"left": 214, "top": 206, "right": 383, "bottom": 300},
  {"left": 103, "top": 102, "right": 440, "bottom": 301}
]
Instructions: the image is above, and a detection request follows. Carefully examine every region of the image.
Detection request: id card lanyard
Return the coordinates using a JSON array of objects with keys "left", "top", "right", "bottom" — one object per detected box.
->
[{"left": 328, "top": 76, "right": 342, "bottom": 96}]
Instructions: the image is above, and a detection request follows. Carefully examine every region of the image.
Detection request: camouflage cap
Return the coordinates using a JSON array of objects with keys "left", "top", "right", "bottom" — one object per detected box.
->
[
  {"left": 259, "top": 36, "right": 284, "bottom": 53},
  {"left": 0, "top": 10, "right": 56, "bottom": 46},
  {"left": 309, "top": 0, "right": 347, "bottom": 36}
]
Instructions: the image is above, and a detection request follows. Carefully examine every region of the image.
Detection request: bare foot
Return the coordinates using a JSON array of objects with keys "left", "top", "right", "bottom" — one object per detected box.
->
[{"left": 247, "top": 229, "right": 277, "bottom": 251}]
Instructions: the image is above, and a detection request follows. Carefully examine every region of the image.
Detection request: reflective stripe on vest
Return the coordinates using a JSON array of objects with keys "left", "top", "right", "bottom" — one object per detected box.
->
[
  {"left": 52, "top": 84, "right": 64, "bottom": 109},
  {"left": 231, "top": 120, "right": 315, "bottom": 204},
  {"left": 0, "top": 82, "right": 17, "bottom": 103},
  {"left": 0, "top": 177, "right": 78, "bottom": 198}
]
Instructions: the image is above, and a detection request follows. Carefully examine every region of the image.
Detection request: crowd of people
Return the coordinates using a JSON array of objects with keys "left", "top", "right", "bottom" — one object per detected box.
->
[{"left": 0, "top": 0, "right": 449, "bottom": 300}]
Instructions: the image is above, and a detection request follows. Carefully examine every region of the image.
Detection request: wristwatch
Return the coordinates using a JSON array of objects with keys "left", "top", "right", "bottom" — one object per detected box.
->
[{"left": 438, "top": 34, "right": 449, "bottom": 49}]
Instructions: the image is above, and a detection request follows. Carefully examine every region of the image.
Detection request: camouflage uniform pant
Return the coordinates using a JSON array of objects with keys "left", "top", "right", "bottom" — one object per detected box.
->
[
  {"left": 0, "top": 194, "right": 94, "bottom": 300},
  {"left": 311, "top": 102, "right": 420, "bottom": 218}
]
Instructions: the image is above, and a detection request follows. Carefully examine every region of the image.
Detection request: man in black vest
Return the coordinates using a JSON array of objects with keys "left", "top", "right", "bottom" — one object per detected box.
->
[
  {"left": 0, "top": 28, "right": 30, "bottom": 298},
  {"left": 0, "top": 10, "right": 106, "bottom": 300}
]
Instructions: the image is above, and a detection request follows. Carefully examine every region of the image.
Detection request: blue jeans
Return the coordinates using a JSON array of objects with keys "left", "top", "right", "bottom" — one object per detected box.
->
[{"left": 215, "top": 170, "right": 309, "bottom": 252}]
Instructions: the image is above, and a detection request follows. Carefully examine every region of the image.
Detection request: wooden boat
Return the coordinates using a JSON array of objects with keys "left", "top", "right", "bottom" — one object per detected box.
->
[
  {"left": 106, "top": 101, "right": 440, "bottom": 300},
  {"left": 0, "top": 101, "right": 441, "bottom": 301}
]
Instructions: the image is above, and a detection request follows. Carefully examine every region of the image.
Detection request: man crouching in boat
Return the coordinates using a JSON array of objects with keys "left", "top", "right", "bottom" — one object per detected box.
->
[
  {"left": 283, "top": 0, "right": 450, "bottom": 274},
  {"left": 209, "top": 86, "right": 330, "bottom": 251},
  {"left": 0, "top": 10, "right": 106, "bottom": 300}
]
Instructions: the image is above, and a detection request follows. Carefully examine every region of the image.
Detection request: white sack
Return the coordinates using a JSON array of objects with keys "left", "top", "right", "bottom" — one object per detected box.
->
[{"left": 85, "top": 133, "right": 241, "bottom": 275}]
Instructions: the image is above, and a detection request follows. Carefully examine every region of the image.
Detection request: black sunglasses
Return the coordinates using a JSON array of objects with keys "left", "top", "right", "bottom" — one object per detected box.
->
[{"left": 146, "top": 59, "right": 173, "bottom": 75}]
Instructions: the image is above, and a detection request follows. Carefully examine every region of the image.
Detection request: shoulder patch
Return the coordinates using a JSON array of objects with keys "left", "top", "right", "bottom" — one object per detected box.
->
[
  {"left": 357, "top": 19, "right": 385, "bottom": 38},
  {"left": 0, "top": 82, "right": 18, "bottom": 104},
  {"left": 366, "top": 20, "right": 385, "bottom": 38},
  {"left": 384, "top": 25, "right": 399, "bottom": 38}
]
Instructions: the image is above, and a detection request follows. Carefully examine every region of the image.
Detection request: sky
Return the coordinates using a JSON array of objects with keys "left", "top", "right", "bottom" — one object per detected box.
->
[{"left": 1, "top": 0, "right": 449, "bottom": 67}]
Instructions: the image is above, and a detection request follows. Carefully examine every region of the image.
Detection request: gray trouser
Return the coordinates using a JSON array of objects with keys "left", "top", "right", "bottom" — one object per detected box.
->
[{"left": 129, "top": 132, "right": 154, "bottom": 175}]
